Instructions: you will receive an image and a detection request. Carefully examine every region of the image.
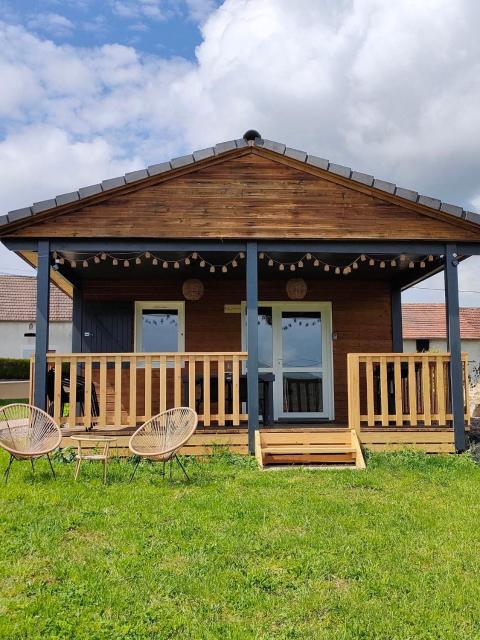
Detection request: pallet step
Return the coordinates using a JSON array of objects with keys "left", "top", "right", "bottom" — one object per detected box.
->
[
  {"left": 256, "top": 429, "right": 365, "bottom": 469},
  {"left": 262, "top": 446, "right": 356, "bottom": 454}
]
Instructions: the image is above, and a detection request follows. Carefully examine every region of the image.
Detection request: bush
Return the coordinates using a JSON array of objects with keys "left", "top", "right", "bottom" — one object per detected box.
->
[{"left": 0, "top": 358, "right": 30, "bottom": 380}]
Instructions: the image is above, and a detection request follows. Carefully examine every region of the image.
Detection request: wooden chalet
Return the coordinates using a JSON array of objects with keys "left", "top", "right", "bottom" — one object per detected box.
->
[{"left": 1, "top": 129, "right": 479, "bottom": 466}]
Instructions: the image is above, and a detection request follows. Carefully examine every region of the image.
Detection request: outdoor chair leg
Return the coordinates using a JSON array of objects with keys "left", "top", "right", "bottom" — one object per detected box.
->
[
  {"left": 103, "top": 459, "right": 108, "bottom": 485},
  {"left": 74, "top": 458, "right": 81, "bottom": 481},
  {"left": 46, "top": 453, "right": 56, "bottom": 479},
  {"left": 4, "top": 455, "right": 14, "bottom": 484},
  {"left": 175, "top": 455, "right": 190, "bottom": 481},
  {"left": 30, "top": 459, "right": 35, "bottom": 477},
  {"left": 129, "top": 459, "right": 140, "bottom": 483},
  {"left": 169, "top": 458, "right": 173, "bottom": 481},
  {"left": 162, "top": 461, "right": 166, "bottom": 477}
]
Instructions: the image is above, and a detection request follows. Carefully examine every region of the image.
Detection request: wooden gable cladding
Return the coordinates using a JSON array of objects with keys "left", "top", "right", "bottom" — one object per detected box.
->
[{"left": 8, "top": 149, "right": 480, "bottom": 240}]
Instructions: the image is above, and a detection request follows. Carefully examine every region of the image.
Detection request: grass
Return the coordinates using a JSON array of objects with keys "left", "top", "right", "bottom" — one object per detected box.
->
[
  {"left": 0, "top": 398, "right": 28, "bottom": 407},
  {"left": 1, "top": 450, "right": 480, "bottom": 639}
]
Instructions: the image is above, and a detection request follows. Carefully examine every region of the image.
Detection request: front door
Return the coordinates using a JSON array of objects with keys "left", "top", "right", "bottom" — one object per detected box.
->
[{"left": 244, "top": 302, "right": 334, "bottom": 421}]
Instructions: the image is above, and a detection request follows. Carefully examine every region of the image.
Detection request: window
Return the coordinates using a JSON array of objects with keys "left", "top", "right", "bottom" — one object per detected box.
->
[
  {"left": 416, "top": 339, "right": 430, "bottom": 353},
  {"left": 135, "top": 302, "right": 185, "bottom": 352}
]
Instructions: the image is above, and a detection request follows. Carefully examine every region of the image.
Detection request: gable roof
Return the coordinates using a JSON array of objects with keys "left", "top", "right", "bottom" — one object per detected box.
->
[
  {"left": 0, "top": 275, "right": 72, "bottom": 322},
  {"left": 402, "top": 303, "right": 480, "bottom": 339},
  {"left": 1, "top": 133, "right": 480, "bottom": 232}
]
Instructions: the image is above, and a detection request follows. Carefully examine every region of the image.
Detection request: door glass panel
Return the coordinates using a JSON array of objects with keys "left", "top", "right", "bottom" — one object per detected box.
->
[
  {"left": 141, "top": 310, "right": 178, "bottom": 352},
  {"left": 281, "top": 312, "right": 322, "bottom": 368},
  {"left": 283, "top": 373, "right": 323, "bottom": 413},
  {"left": 258, "top": 306, "right": 273, "bottom": 368}
]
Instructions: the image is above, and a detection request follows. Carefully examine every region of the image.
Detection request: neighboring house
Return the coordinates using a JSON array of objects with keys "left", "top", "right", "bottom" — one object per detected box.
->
[
  {"left": 403, "top": 303, "right": 480, "bottom": 378},
  {"left": 0, "top": 275, "right": 72, "bottom": 358},
  {"left": 1, "top": 129, "right": 480, "bottom": 461}
]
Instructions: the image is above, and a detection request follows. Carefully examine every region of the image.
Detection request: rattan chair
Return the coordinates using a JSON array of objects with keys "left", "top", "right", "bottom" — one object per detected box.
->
[
  {"left": 0, "top": 403, "right": 61, "bottom": 482},
  {"left": 128, "top": 407, "right": 198, "bottom": 481}
]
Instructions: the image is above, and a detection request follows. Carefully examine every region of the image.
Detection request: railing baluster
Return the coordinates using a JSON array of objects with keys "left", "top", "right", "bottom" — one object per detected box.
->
[
  {"left": 144, "top": 355, "right": 152, "bottom": 421},
  {"left": 408, "top": 357, "right": 417, "bottom": 427},
  {"left": 114, "top": 356, "right": 122, "bottom": 427},
  {"left": 232, "top": 354, "right": 240, "bottom": 426},
  {"left": 174, "top": 355, "right": 181, "bottom": 407},
  {"left": 188, "top": 355, "right": 196, "bottom": 410},
  {"left": 218, "top": 356, "right": 225, "bottom": 426},
  {"left": 380, "top": 356, "right": 388, "bottom": 427},
  {"left": 129, "top": 355, "right": 137, "bottom": 426},
  {"left": 394, "top": 357, "right": 402, "bottom": 426},
  {"left": 365, "top": 356, "right": 374, "bottom": 426},
  {"left": 159, "top": 355, "right": 167, "bottom": 412},
  {"left": 53, "top": 356, "right": 62, "bottom": 425},
  {"left": 69, "top": 356, "right": 77, "bottom": 428},
  {"left": 99, "top": 356, "right": 107, "bottom": 426},
  {"left": 203, "top": 356, "right": 211, "bottom": 426},
  {"left": 84, "top": 356, "right": 92, "bottom": 431},
  {"left": 422, "top": 356, "right": 431, "bottom": 426}
]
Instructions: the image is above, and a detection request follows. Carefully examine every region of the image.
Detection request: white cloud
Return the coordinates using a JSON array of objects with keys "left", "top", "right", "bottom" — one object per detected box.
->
[
  {"left": 26, "top": 12, "right": 75, "bottom": 38},
  {"left": 1, "top": 0, "right": 480, "bottom": 295}
]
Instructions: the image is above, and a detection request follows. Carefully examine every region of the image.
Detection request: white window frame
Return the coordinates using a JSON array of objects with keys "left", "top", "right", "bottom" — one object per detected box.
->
[
  {"left": 134, "top": 301, "right": 185, "bottom": 353},
  {"left": 241, "top": 301, "right": 334, "bottom": 420}
]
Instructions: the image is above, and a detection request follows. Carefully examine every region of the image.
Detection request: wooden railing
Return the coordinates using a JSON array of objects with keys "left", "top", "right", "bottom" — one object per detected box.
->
[
  {"left": 31, "top": 352, "right": 248, "bottom": 429},
  {"left": 347, "top": 353, "right": 470, "bottom": 431}
]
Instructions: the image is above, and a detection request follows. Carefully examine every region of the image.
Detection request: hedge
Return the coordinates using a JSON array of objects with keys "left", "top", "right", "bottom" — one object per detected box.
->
[{"left": 0, "top": 358, "right": 30, "bottom": 380}]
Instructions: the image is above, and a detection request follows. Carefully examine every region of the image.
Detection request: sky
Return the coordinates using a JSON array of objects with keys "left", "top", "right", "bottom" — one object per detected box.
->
[{"left": 0, "top": 0, "right": 479, "bottom": 306}]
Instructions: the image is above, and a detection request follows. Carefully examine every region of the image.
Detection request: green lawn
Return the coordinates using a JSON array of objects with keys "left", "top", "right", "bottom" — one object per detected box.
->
[{"left": 1, "top": 450, "right": 480, "bottom": 640}]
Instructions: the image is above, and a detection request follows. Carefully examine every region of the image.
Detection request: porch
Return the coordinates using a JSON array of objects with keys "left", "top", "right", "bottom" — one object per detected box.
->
[{"left": 29, "top": 348, "right": 470, "bottom": 459}]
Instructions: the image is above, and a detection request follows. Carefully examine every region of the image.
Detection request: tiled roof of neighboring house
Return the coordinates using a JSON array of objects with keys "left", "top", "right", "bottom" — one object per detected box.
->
[
  {"left": 402, "top": 303, "right": 480, "bottom": 339},
  {"left": 0, "top": 275, "right": 72, "bottom": 322},
  {"left": 1, "top": 131, "right": 479, "bottom": 228}
]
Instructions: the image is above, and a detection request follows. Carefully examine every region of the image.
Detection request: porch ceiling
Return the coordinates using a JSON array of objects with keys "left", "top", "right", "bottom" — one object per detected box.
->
[{"left": 52, "top": 249, "right": 445, "bottom": 288}]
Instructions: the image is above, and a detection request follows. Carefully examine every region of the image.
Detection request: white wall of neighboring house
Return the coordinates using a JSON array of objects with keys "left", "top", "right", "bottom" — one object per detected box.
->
[
  {"left": 0, "top": 321, "right": 72, "bottom": 358},
  {"left": 403, "top": 338, "right": 480, "bottom": 379}
]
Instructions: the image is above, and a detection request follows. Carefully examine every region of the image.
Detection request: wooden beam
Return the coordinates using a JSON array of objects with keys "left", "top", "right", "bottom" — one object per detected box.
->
[
  {"left": 33, "top": 240, "right": 50, "bottom": 410},
  {"left": 444, "top": 245, "right": 466, "bottom": 451},
  {"left": 246, "top": 241, "right": 259, "bottom": 454},
  {"left": 391, "top": 285, "right": 403, "bottom": 352}
]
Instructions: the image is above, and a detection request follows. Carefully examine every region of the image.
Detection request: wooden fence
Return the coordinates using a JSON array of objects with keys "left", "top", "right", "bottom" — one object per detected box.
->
[
  {"left": 31, "top": 352, "right": 248, "bottom": 429},
  {"left": 347, "top": 353, "right": 470, "bottom": 431}
]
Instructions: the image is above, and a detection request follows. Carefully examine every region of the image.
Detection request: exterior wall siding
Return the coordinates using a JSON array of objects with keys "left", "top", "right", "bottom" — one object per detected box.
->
[
  {"left": 80, "top": 276, "right": 392, "bottom": 423},
  {"left": 0, "top": 320, "right": 72, "bottom": 358}
]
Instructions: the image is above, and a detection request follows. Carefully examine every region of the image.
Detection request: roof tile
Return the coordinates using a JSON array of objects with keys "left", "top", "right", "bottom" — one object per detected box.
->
[
  {"left": 0, "top": 275, "right": 72, "bottom": 322},
  {"left": 395, "top": 187, "right": 418, "bottom": 201},
  {"left": 373, "top": 179, "right": 396, "bottom": 194},
  {"left": 403, "top": 303, "right": 480, "bottom": 339},
  {"left": 328, "top": 163, "right": 351, "bottom": 178},
  {"left": 78, "top": 184, "right": 103, "bottom": 198},
  {"left": 125, "top": 169, "right": 149, "bottom": 183},
  {"left": 262, "top": 140, "right": 287, "bottom": 154},
  {"left": 32, "top": 199, "right": 57, "bottom": 214},
  {"left": 102, "top": 177, "right": 126, "bottom": 191},
  {"left": 147, "top": 162, "right": 171, "bottom": 176},
  {"left": 465, "top": 210, "right": 480, "bottom": 224},
  {"left": 284, "top": 147, "right": 307, "bottom": 162},
  {"left": 170, "top": 154, "right": 195, "bottom": 169},
  {"left": 7, "top": 207, "right": 32, "bottom": 222},
  {"left": 440, "top": 202, "right": 463, "bottom": 217},
  {"left": 193, "top": 147, "right": 215, "bottom": 161},
  {"left": 306, "top": 155, "right": 329, "bottom": 170},
  {"left": 351, "top": 171, "right": 374, "bottom": 186},
  {"left": 418, "top": 195, "right": 441, "bottom": 210},
  {"left": 215, "top": 140, "right": 237, "bottom": 154},
  {"left": 55, "top": 192, "right": 79, "bottom": 206}
]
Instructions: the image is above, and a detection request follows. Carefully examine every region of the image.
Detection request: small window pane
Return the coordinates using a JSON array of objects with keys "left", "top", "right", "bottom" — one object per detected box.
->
[
  {"left": 142, "top": 310, "right": 178, "bottom": 352},
  {"left": 283, "top": 373, "right": 323, "bottom": 413},
  {"left": 281, "top": 311, "right": 322, "bottom": 368},
  {"left": 258, "top": 306, "right": 273, "bottom": 368}
]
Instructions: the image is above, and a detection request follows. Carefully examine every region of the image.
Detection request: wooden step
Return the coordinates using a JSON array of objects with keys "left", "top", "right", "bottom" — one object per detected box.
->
[
  {"left": 262, "top": 446, "right": 356, "bottom": 454},
  {"left": 256, "top": 429, "right": 366, "bottom": 469}
]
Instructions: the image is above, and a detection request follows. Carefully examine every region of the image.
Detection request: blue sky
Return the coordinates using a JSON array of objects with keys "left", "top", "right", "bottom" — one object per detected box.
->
[
  {"left": 0, "top": 0, "right": 217, "bottom": 58},
  {"left": 0, "top": 0, "right": 479, "bottom": 306}
]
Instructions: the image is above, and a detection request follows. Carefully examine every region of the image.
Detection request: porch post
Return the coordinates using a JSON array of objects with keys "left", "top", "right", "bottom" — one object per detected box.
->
[
  {"left": 72, "top": 286, "right": 82, "bottom": 352},
  {"left": 246, "top": 241, "right": 259, "bottom": 454},
  {"left": 34, "top": 240, "right": 51, "bottom": 410},
  {"left": 444, "top": 244, "right": 466, "bottom": 451},
  {"left": 391, "top": 284, "right": 403, "bottom": 352}
]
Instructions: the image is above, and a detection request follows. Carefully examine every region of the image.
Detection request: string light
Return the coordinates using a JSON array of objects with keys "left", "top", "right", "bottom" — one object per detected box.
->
[{"left": 54, "top": 250, "right": 439, "bottom": 277}]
